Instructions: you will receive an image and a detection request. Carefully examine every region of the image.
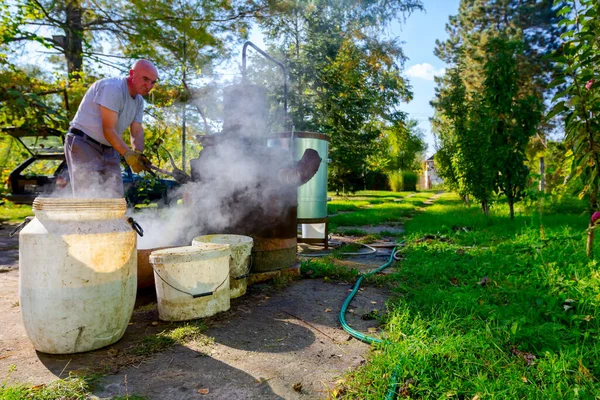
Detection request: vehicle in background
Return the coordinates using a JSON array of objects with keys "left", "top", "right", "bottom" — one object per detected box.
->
[
  {"left": 3, "top": 127, "right": 180, "bottom": 206},
  {"left": 5, "top": 153, "right": 70, "bottom": 204}
]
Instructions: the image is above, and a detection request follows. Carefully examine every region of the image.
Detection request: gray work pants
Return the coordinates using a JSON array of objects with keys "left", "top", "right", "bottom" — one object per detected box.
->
[{"left": 65, "top": 134, "right": 124, "bottom": 198}]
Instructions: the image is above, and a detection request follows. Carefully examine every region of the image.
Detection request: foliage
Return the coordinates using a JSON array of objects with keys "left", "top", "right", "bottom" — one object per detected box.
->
[
  {"left": 435, "top": 0, "right": 564, "bottom": 99},
  {"left": 548, "top": 0, "right": 600, "bottom": 256},
  {"left": 0, "top": 0, "right": 265, "bottom": 76},
  {"left": 301, "top": 259, "right": 360, "bottom": 281},
  {"left": 432, "top": 0, "right": 565, "bottom": 211},
  {"left": 433, "top": 37, "right": 543, "bottom": 217},
  {"left": 0, "top": 65, "right": 67, "bottom": 131},
  {"left": 257, "top": 0, "right": 423, "bottom": 194},
  {"left": 375, "top": 119, "right": 427, "bottom": 174},
  {"left": 433, "top": 64, "right": 494, "bottom": 210},
  {"left": 386, "top": 170, "right": 418, "bottom": 192},
  {"left": 483, "top": 38, "right": 543, "bottom": 219},
  {"left": 387, "top": 170, "right": 403, "bottom": 192},
  {"left": 131, "top": 320, "right": 208, "bottom": 356},
  {"left": 0, "top": 135, "right": 28, "bottom": 186},
  {"left": 525, "top": 139, "right": 572, "bottom": 197},
  {"left": 401, "top": 171, "right": 417, "bottom": 191},
  {"left": 340, "top": 192, "right": 600, "bottom": 398}
]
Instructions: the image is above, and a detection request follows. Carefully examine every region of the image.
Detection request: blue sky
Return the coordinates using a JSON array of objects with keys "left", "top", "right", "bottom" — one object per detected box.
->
[{"left": 390, "top": 0, "right": 461, "bottom": 157}]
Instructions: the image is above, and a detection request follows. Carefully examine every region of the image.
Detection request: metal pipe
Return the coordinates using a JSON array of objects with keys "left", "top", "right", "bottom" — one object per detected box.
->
[{"left": 242, "top": 41, "right": 289, "bottom": 128}]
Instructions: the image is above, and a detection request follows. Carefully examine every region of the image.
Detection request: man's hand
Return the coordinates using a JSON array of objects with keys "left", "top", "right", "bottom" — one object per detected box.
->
[{"left": 124, "top": 150, "right": 152, "bottom": 173}]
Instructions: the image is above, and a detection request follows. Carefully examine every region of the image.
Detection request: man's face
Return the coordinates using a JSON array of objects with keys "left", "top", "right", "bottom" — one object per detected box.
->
[{"left": 129, "top": 65, "right": 158, "bottom": 97}]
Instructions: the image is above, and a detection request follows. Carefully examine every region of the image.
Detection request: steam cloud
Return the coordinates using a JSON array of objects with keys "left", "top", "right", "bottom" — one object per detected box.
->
[
  {"left": 43, "top": 77, "right": 297, "bottom": 251},
  {"left": 135, "top": 137, "right": 296, "bottom": 249}
]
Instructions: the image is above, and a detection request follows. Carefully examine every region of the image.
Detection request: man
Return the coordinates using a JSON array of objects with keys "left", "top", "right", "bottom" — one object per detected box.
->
[{"left": 65, "top": 59, "right": 158, "bottom": 197}]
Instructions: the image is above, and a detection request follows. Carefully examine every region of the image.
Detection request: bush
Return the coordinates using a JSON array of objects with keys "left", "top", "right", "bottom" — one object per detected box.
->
[
  {"left": 387, "top": 170, "right": 418, "bottom": 192},
  {"left": 402, "top": 171, "right": 417, "bottom": 191},
  {"left": 387, "top": 170, "right": 402, "bottom": 192}
]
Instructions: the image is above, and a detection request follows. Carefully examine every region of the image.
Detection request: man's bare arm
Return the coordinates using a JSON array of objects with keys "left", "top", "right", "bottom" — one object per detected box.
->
[
  {"left": 130, "top": 122, "right": 144, "bottom": 152},
  {"left": 100, "top": 106, "right": 131, "bottom": 156}
]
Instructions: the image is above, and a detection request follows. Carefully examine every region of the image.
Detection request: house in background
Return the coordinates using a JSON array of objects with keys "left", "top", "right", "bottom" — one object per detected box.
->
[{"left": 423, "top": 154, "right": 443, "bottom": 189}]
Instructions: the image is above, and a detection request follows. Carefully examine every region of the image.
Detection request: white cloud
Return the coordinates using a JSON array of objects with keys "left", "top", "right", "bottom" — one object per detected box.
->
[{"left": 405, "top": 63, "right": 446, "bottom": 81}]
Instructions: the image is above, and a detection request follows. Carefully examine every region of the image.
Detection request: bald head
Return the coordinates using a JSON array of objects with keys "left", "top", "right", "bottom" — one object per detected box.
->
[
  {"left": 132, "top": 59, "right": 158, "bottom": 75},
  {"left": 127, "top": 59, "right": 158, "bottom": 97}
]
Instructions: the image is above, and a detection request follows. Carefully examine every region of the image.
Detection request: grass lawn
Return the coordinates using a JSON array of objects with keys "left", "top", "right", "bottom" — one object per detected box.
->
[
  {"left": 338, "top": 192, "right": 600, "bottom": 398},
  {"left": 0, "top": 200, "right": 33, "bottom": 225},
  {"left": 328, "top": 191, "right": 434, "bottom": 232}
]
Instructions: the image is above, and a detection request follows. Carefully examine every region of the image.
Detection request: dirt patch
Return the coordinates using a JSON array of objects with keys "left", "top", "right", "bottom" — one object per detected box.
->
[
  {"left": 0, "top": 223, "right": 19, "bottom": 271},
  {"left": 0, "top": 267, "right": 391, "bottom": 399}
]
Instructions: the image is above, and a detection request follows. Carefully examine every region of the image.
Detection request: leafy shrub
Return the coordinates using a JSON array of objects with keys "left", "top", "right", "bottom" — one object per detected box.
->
[
  {"left": 402, "top": 171, "right": 417, "bottom": 191},
  {"left": 387, "top": 170, "right": 402, "bottom": 192}
]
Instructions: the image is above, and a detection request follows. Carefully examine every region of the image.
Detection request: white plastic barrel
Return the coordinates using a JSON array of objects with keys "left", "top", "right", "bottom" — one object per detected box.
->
[
  {"left": 150, "top": 244, "right": 230, "bottom": 321},
  {"left": 19, "top": 198, "right": 137, "bottom": 354},
  {"left": 192, "top": 234, "right": 253, "bottom": 299}
]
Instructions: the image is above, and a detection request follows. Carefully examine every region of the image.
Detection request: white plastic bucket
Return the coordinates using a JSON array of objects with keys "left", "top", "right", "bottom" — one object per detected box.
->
[
  {"left": 19, "top": 197, "right": 137, "bottom": 354},
  {"left": 150, "top": 244, "right": 230, "bottom": 321},
  {"left": 192, "top": 234, "right": 253, "bottom": 298}
]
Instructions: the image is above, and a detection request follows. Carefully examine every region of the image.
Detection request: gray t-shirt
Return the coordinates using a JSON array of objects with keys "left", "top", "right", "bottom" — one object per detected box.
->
[{"left": 70, "top": 77, "right": 144, "bottom": 146}]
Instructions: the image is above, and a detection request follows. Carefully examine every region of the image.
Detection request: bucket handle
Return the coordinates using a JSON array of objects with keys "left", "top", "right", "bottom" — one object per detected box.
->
[
  {"left": 232, "top": 254, "right": 253, "bottom": 280},
  {"left": 127, "top": 217, "right": 144, "bottom": 237},
  {"left": 9, "top": 217, "right": 33, "bottom": 237},
  {"left": 152, "top": 267, "right": 229, "bottom": 299}
]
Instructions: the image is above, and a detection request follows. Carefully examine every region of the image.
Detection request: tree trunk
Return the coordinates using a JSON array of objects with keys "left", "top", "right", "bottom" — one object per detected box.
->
[
  {"left": 587, "top": 190, "right": 599, "bottom": 258},
  {"left": 587, "top": 221, "right": 594, "bottom": 258},
  {"left": 65, "top": 1, "right": 84, "bottom": 76},
  {"left": 539, "top": 156, "right": 545, "bottom": 192},
  {"left": 509, "top": 199, "right": 514, "bottom": 219},
  {"left": 464, "top": 194, "right": 469, "bottom": 206}
]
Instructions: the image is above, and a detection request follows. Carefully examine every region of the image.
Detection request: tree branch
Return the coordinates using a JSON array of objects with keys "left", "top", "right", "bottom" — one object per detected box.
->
[
  {"left": 83, "top": 7, "right": 266, "bottom": 28},
  {"left": 29, "top": 0, "right": 64, "bottom": 26}
]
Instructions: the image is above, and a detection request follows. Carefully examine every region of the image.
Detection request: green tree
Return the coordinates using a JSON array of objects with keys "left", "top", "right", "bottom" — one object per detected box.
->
[
  {"left": 433, "top": 0, "right": 564, "bottom": 167},
  {"left": 257, "top": 0, "right": 423, "bottom": 193},
  {"left": 549, "top": 0, "right": 600, "bottom": 256},
  {"left": 435, "top": 0, "right": 564, "bottom": 97},
  {"left": 483, "top": 38, "right": 542, "bottom": 219},
  {"left": 381, "top": 119, "right": 427, "bottom": 173},
  {"left": 434, "top": 65, "right": 495, "bottom": 213},
  {"left": 1, "top": 0, "right": 264, "bottom": 76}
]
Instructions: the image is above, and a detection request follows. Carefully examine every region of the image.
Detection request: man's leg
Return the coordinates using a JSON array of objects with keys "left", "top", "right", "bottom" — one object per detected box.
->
[
  {"left": 102, "top": 148, "right": 124, "bottom": 198},
  {"left": 65, "top": 134, "right": 107, "bottom": 198}
]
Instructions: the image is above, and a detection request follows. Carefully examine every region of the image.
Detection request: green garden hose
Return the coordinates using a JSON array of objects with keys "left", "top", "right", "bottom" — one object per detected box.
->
[{"left": 338, "top": 241, "right": 405, "bottom": 400}]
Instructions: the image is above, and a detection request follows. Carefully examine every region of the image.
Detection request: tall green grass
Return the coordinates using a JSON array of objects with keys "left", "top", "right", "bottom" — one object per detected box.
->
[{"left": 340, "top": 193, "right": 600, "bottom": 398}]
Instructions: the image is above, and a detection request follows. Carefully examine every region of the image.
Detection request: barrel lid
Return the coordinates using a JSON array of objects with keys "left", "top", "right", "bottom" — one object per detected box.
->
[
  {"left": 192, "top": 234, "right": 253, "bottom": 247},
  {"left": 150, "top": 243, "right": 230, "bottom": 264},
  {"left": 33, "top": 197, "right": 127, "bottom": 212}
]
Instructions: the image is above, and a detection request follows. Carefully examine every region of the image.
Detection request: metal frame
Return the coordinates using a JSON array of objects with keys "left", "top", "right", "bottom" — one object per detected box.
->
[{"left": 297, "top": 217, "right": 329, "bottom": 249}]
